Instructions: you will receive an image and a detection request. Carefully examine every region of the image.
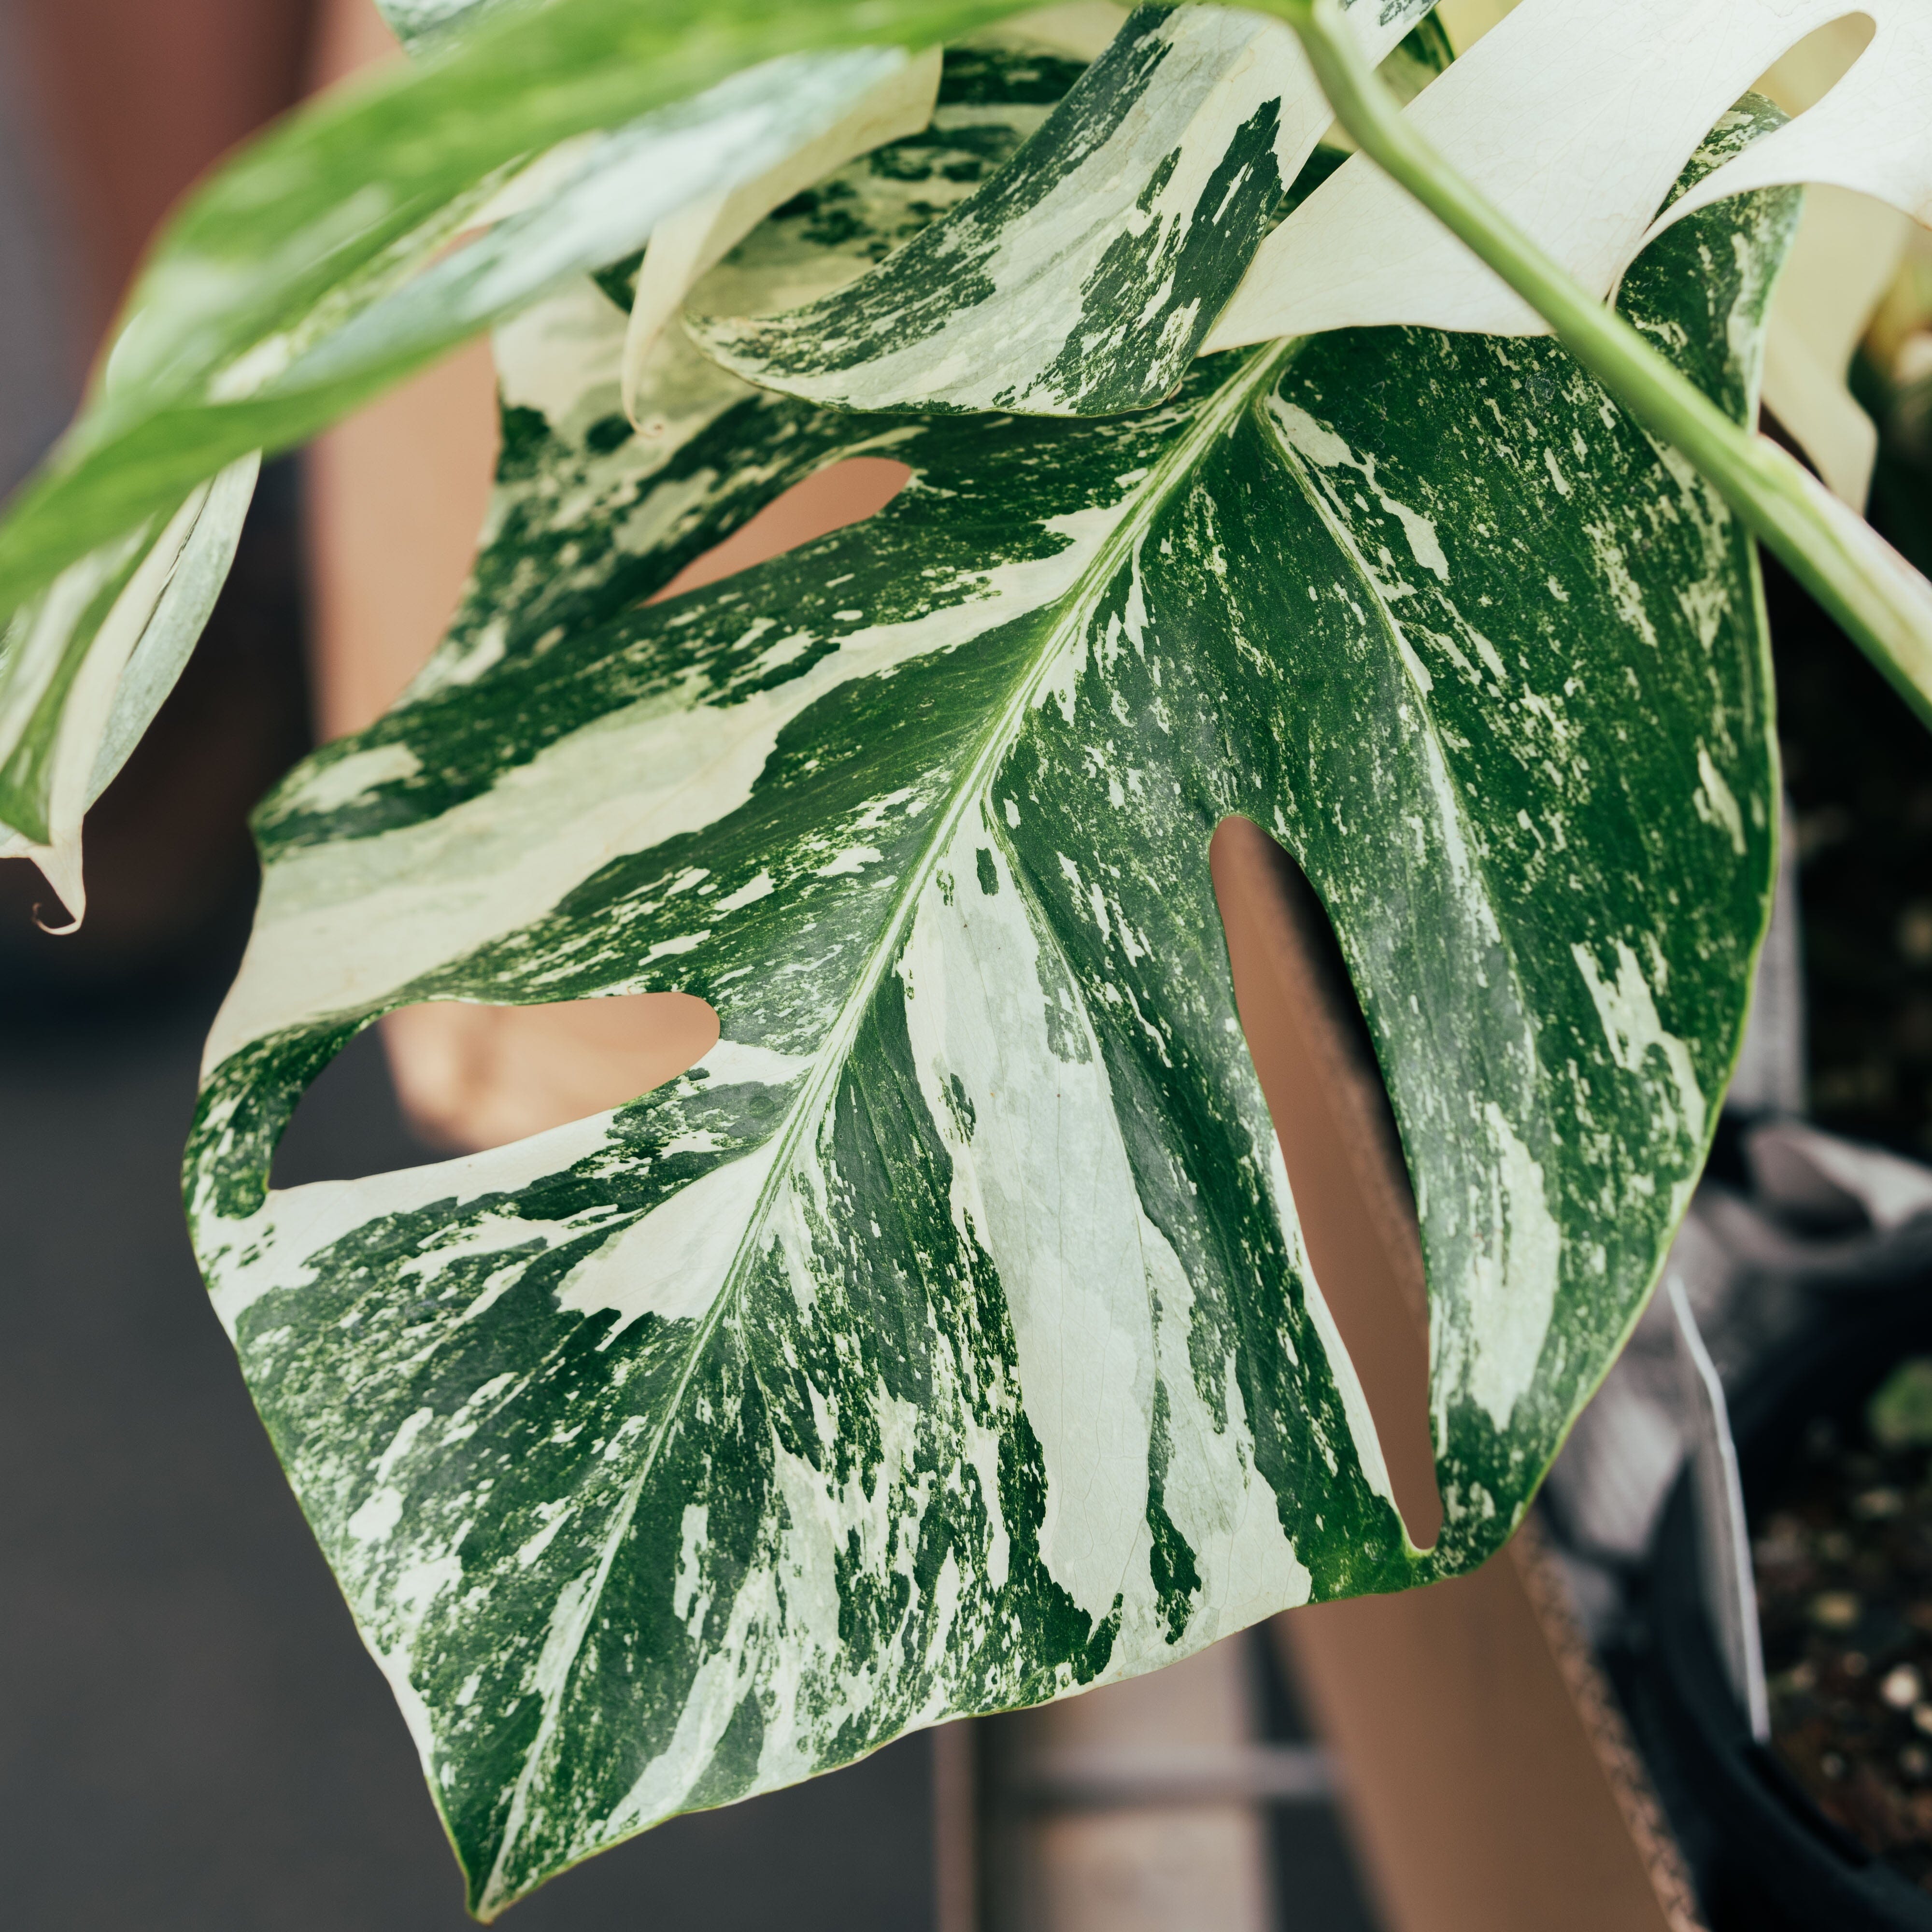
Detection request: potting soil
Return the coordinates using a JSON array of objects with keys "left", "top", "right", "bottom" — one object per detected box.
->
[{"left": 1757, "top": 1359, "right": 1932, "bottom": 1889}]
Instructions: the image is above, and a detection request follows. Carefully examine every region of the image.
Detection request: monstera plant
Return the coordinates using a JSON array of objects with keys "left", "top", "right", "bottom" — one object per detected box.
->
[{"left": 5, "top": 0, "right": 1932, "bottom": 1914}]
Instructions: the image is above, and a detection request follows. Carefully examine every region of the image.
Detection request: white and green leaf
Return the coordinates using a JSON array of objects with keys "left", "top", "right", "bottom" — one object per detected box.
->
[
  {"left": 1246, "top": 0, "right": 1932, "bottom": 729},
  {"left": 684, "top": 1, "right": 1444, "bottom": 416},
  {"left": 0, "top": 0, "right": 1035, "bottom": 609},
  {"left": 186, "top": 72, "right": 1794, "bottom": 1913}
]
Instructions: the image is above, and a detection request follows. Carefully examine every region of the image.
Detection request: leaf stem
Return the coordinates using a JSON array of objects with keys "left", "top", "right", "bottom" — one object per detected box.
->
[{"left": 1269, "top": 0, "right": 1932, "bottom": 732}]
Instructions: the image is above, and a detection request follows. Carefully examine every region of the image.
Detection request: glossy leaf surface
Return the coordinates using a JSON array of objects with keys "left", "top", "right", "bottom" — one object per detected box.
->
[{"left": 188, "top": 68, "right": 1793, "bottom": 1912}]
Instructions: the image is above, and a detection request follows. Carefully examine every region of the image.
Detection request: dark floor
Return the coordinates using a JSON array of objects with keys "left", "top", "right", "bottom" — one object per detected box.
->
[{"left": 0, "top": 993, "right": 934, "bottom": 1932}]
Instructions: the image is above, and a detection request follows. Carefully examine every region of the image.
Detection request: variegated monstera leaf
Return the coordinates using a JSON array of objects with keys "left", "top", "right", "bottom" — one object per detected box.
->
[{"left": 187, "top": 31, "right": 1792, "bottom": 1919}]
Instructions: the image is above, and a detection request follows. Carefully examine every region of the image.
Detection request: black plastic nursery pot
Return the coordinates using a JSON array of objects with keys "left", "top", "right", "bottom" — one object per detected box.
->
[{"left": 1645, "top": 1291, "right": 1932, "bottom": 1930}]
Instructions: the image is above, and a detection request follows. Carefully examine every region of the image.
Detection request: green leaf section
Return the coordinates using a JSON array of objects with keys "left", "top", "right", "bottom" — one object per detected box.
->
[
  {"left": 186, "top": 52, "right": 1793, "bottom": 1909},
  {"left": 686, "top": 2, "right": 1440, "bottom": 416},
  {"left": 1269, "top": 0, "right": 1932, "bottom": 730}
]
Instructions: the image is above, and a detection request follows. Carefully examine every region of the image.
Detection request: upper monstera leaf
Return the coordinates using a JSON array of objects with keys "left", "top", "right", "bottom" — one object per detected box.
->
[
  {"left": 185, "top": 21, "right": 1792, "bottom": 1907},
  {"left": 686, "top": 2, "right": 1443, "bottom": 415}
]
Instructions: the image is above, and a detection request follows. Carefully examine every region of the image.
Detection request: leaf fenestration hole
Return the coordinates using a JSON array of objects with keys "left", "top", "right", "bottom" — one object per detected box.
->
[
  {"left": 1210, "top": 815, "right": 1444, "bottom": 1551},
  {"left": 270, "top": 992, "right": 719, "bottom": 1185},
  {"left": 272, "top": 458, "right": 907, "bottom": 1189},
  {"left": 384, "top": 993, "right": 720, "bottom": 1151},
  {"left": 1752, "top": 12, "right": 1875, "bottom": 119},
  {"left": 645, "top": 456, "right": 913, "bottom": 605}
]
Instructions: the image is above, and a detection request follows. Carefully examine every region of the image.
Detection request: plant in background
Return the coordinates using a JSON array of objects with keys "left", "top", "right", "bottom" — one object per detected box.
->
[{"left": 2, "top": 0, "right": 1931, "bottom": 1915}]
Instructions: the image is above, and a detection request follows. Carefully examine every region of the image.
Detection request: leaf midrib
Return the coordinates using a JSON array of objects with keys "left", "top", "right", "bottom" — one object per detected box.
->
[{"left": 478, "top": 335, "right": 1298, "bottom": 1899}]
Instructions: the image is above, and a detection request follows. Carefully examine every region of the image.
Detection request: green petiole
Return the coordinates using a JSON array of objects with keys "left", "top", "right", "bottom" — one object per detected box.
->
[{"left": 1266, "top": 0, "right": 1932, "bottom": 732}]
